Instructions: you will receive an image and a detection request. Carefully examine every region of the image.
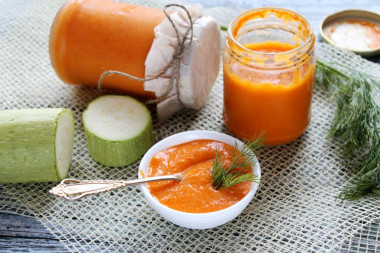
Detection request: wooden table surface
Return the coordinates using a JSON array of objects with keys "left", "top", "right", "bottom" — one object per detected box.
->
[{"left": 1, "top": 0, "right": 379, "bottom": 252}]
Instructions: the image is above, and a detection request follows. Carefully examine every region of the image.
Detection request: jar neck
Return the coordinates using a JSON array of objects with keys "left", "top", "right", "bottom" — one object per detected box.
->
[{"left": 225, "top": 8, "right": 315, "bottom": 69}]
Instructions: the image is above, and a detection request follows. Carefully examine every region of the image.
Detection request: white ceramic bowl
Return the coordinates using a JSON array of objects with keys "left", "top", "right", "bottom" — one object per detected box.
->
[{"left": 138, "top": 130, "right": 261, "bottom": 229}]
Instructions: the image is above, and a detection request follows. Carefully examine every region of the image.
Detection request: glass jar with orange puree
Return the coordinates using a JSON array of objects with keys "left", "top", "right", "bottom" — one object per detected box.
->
[{"left": 223, "top": 8, "right": 316, "bottom": 145}]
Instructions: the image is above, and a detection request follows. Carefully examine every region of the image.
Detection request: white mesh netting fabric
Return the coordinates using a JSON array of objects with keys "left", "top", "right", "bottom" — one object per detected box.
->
[{"left": 1, "top": 0, "right": 380, "bottom": 252}]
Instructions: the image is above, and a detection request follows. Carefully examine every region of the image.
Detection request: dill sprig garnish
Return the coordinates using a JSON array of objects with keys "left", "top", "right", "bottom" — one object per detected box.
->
[
  {"left": 315, "top": 60, "right": 380, "bottom": 200},
  {"left": 211, "top": 133, "right": 265, "bottom": 190}
]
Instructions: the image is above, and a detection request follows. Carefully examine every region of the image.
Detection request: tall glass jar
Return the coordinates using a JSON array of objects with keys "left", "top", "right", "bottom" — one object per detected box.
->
[{"left": 223, "top": 8, "right": 316, "bottom": 145}]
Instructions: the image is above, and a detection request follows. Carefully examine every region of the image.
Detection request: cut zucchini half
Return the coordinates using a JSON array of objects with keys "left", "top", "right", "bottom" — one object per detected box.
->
[{"left": 0, "top": 108, "right": 75, "bottom": 183}]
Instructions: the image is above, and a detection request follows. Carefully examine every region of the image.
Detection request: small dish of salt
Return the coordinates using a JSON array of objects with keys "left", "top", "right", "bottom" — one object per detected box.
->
[{"left": 320, "top": 9, "right": 380, "bottom": 57}]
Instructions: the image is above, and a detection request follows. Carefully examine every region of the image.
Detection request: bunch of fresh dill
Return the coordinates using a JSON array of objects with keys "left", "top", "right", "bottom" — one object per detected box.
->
[
  {"left": 315, "top": 61, "right": 380, "bottom": 200},
  {"left": 211, "top": 133, "right": 265, "bottom": 190}
]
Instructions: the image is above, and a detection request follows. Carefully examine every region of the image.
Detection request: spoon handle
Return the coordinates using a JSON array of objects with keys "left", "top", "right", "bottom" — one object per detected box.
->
[{"left": 49, "top": 175, "right": 182, "bottom": 201}]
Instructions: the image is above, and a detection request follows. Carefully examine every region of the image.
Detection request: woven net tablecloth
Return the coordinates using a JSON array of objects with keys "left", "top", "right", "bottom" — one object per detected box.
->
[{"left": 1, "top": 0, "right": 380, "bottom": 252}]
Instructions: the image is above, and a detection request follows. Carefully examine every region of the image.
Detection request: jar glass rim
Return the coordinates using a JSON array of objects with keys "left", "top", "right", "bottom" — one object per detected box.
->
[{"left": 227, "top": 7, "right": 315, "bottom": 56}]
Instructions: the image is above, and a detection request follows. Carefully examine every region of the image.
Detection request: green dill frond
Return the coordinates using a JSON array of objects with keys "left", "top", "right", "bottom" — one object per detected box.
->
[
  {"left": 211, "top": 132, "right": 265, "bottom": 190},
  {"left": 316, "top": 60, "right": 380, "bottom": 200}
]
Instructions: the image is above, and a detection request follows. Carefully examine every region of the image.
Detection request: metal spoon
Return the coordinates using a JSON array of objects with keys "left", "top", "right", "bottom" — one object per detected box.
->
[{"left": 49, "top": 174, "right": 182, "bottom": 201}]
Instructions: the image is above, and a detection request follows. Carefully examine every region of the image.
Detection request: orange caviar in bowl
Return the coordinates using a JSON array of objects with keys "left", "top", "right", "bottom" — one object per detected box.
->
[{"left": 138, "top": 130, "right": 261, "bottom": 229}]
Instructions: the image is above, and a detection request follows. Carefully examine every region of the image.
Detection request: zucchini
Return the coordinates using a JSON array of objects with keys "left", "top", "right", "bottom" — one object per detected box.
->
[
  {"left": 0, "top": 108, "right": 75, "bottom": 183},
  {"left": 83, "top": 95, "right": 154, "bottom": 167}
]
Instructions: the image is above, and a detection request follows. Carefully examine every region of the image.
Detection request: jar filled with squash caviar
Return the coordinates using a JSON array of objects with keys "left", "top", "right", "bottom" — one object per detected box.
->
[{"left": 223, "top": 8, "right": 316, "bottom": 145}]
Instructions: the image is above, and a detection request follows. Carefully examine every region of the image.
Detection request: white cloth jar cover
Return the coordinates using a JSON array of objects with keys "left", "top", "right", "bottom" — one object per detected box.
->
[{"left": 144, "top": 4, "right": 221, "bottom": 120}]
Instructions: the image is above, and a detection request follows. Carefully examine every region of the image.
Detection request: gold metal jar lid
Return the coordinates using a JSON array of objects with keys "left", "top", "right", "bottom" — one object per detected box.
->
[{"left": 320, "top": 9, "right": 380, "bottom": 57}]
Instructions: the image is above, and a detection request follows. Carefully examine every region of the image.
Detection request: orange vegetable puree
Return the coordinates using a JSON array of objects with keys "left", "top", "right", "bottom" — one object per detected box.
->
[
  {"left": 223, "top": 41, "right": 315, "bottom": 145},
  {"left": 145, "top": 140, "right": 252, "bottom": 213},
  {"left": 49, "top": 0, "right": 166, "bottom": 98}
]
